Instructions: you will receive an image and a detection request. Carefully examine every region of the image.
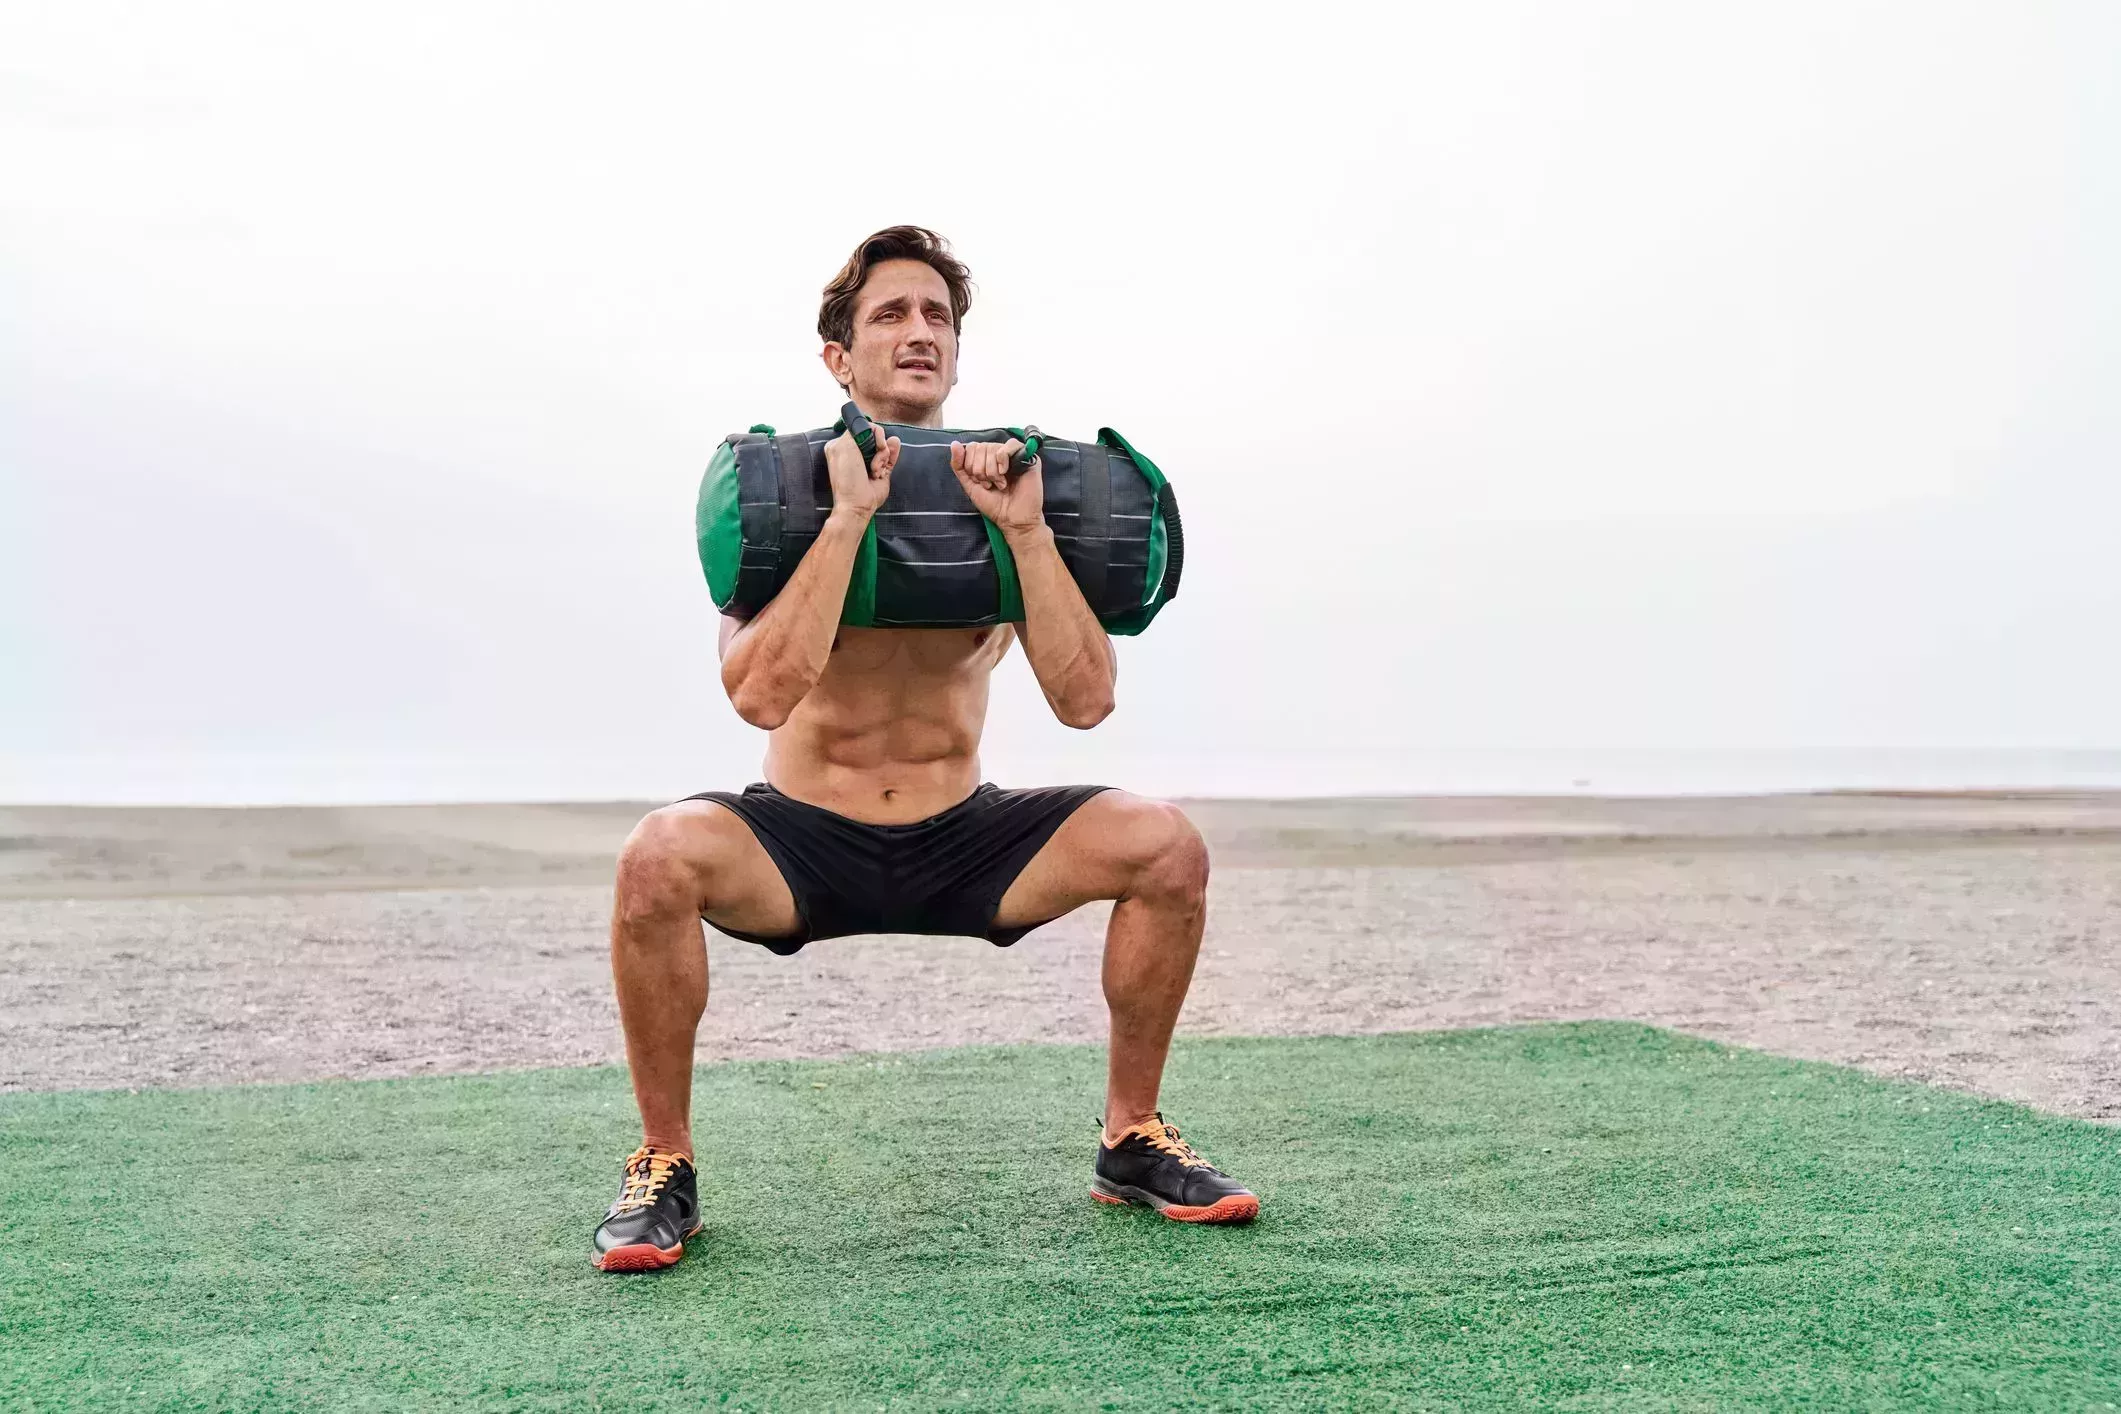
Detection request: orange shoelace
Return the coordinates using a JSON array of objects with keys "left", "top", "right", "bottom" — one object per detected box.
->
[
  {"left": 612, "top": 1146, "right": 688, "bottom": 1214},
  {"left": 1118, "top": 1113, "right": 1210, "bottom": 1169}
]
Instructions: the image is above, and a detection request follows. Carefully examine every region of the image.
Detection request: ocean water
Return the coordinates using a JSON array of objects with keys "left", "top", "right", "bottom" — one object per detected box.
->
[{"left": 6, "top": 748, "right": 2120, "bottom": 806}]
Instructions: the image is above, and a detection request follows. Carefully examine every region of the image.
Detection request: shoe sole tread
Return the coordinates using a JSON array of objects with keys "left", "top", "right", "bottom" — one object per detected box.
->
[
  {"left": 592, "top": 1221, "right": 704, "bottom": 1272},
  {"left": 1091, "top": 1178, "right": 1259, "bottom": 1224}
]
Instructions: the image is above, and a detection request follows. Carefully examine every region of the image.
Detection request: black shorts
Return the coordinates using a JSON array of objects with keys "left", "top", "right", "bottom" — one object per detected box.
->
[{"left": 683, "top": 782, "right": 1112, "bottom": 955}]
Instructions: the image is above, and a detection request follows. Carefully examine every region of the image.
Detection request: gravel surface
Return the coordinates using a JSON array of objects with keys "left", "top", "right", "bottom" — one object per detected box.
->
[{"left": 5, "top": 796, "right": 2118, "bottom": 1119}]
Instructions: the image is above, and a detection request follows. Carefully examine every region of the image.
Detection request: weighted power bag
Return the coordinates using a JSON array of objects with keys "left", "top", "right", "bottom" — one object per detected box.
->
[{"left": 696, "top": 403, "right": 1183, "bottom": 634}]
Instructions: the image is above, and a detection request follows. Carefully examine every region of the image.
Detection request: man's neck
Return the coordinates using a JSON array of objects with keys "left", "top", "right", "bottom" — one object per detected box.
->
[{"left": 852, "top": 395, "right": 947, "bottom": 429}]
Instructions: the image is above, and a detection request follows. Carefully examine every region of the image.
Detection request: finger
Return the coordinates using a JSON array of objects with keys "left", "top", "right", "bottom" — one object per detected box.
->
[
  {"left": 875, "top": 435, "right": 900, "bottom": 477},
  {"left": 946, "top": 446, "right": 983, "bottom": 493}
]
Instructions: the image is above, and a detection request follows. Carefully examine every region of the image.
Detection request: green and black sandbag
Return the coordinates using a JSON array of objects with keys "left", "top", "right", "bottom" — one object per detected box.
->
[{"left": 696, "top": 404, "right": 1183, "bottom": 635}]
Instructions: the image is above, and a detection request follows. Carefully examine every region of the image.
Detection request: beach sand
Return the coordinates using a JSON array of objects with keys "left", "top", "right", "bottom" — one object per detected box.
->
[{"left": 4, "top": 793, "right": 2117, "bottom": 1119}]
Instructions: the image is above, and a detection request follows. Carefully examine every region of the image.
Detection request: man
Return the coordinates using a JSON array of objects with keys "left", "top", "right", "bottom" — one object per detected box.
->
[{"left": 591, "top": 226, "right": 1255, "bottom": 1272}]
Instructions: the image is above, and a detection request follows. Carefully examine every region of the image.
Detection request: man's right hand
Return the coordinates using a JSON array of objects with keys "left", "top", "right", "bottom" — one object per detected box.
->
[{"left": 824, "top": 427, "right": 900, "bottom": 518}]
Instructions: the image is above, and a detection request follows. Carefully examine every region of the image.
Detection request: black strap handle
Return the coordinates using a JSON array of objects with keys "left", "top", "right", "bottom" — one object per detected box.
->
[
  {"left": 773, "top": 433, "right": 823, "bottom": 541},
  {"left": 839, "top": 402, "right": 877, "bottom": 469},
  {"left": 1155, "top": 481, "right": 1183, "bottom": 604},
  {"left": 1074, "top": 441, "right": 1113, "bottom": 608}
]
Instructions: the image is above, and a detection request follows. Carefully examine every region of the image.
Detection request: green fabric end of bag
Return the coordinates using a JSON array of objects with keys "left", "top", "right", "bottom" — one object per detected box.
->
[
  {"left": 1144, "top": 507, "right": 1168, "bottom": 614},
  {"left": 841, "top": 520, "right": 880, "bottom": 626},
  {"left": 1096, "top": 427, "right": 1170, "bottom": 634},
  {"left": 1100, "top": 602, "right": 1158, "bottom": 636},
  {"left": 697, "top": 440, "right": 743, "bottom": 609},
  {"left": 982, "top": 518, "right": 1024, "bottom": 623},
  {"left": 1097, "top": 426, "right": 1168, "bottom": 490}
]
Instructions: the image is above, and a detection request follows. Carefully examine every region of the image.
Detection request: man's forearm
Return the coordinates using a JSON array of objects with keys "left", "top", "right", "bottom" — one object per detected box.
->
[
  {"left": 721, "top": 508, "right": 869, "bottom": 728},
  {"left": 1005, "top": 523, "right": 1117, "bottom": 729}
]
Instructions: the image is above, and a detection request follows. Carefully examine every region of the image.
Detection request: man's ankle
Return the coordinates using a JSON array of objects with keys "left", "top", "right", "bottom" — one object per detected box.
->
[
  {"left": 641, "top": 1132, "right": 694, "bottom": 1160},
  {"left": 1101, "top": 1109, "right": 1159, "bottom": 1146}
]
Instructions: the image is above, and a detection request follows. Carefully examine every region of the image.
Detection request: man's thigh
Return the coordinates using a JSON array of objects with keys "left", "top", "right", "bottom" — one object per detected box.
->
[
  {"left": 991, "top": 790, "right": 1188, "bottom": 929},
  {"left": 646, "top": 799, "right": 801, "bottom": 939}
]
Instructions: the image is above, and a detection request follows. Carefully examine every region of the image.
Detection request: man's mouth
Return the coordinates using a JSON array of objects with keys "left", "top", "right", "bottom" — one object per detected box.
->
[{"left": 897, "top": 357, "right": 937, "bottom": 373}]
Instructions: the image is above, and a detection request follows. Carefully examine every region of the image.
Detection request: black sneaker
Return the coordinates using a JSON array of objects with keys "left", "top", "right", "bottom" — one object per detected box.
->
[
  {"left": 1092, "top": 1113, "right": 1259, "bottom": 1224},
  {"left": 591, "top": 1146, "right": 703, "bottom": 1272}
]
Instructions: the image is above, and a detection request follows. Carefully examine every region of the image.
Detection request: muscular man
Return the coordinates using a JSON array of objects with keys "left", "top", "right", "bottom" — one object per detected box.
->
[{"left": 590, "top": 226, "right": 1255, "bottom": 1272}]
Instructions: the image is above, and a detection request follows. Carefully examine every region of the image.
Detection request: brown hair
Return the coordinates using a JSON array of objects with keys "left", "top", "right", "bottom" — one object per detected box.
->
[{"left": 817, "top": 226, "right": 973, "bottom": 347}]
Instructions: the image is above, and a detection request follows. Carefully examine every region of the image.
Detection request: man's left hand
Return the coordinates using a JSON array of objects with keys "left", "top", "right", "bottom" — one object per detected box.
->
[{"left": 949, "top": 438, "right": 1044, "bottom": 535}]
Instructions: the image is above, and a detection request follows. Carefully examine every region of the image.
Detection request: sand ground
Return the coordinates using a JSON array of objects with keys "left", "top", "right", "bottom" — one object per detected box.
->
[{"left": 4, "top": 793, "right": 2118, "bottom": 1119}]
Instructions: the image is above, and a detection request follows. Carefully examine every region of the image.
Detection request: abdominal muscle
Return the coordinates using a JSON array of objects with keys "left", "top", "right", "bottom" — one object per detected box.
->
[{"left": 761, "top": 625, "right": 1012, "bottom": 825}]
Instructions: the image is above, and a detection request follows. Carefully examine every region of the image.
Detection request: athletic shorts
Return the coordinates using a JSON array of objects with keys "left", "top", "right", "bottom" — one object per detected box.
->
[{"left": 682, "top": 782, "right": 1112, "bottom": 955}]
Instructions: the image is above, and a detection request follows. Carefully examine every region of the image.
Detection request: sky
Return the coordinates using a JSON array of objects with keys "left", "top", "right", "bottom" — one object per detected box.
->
[{"left": 5, "top": 2, "right": 2118, "bottom": 802}]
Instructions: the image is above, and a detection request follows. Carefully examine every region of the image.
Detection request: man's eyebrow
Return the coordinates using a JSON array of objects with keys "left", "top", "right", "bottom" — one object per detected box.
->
[{"left": 866, "top": 293, "right": 913, "bottom": 318}]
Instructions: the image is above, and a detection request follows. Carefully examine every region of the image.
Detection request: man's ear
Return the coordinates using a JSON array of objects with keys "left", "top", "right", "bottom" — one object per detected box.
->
[{"left": 821, "top": 342, "right": 852, "bottom": 390}]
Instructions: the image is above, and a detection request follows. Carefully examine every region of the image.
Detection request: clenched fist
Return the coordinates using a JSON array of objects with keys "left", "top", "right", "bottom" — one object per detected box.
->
[
  {"left": 824, "top": 426, "right": 900, "bottom": 518},
  {"left": 949, "top": 438, "right": 1043, "bottom": 535}
]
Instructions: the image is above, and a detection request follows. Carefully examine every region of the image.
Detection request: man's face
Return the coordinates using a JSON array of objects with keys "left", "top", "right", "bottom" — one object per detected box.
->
[{"left": 823, "top": 258, "right": 958, "bottom": 422}]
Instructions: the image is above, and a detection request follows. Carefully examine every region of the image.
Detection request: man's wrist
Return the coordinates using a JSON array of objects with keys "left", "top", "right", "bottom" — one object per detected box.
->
[
  {"left": 1001, "top": 521, "right": 1054, "bottom": 551},
  {"left": 826, "top": 504, "right": 875, "bottom": 532}
]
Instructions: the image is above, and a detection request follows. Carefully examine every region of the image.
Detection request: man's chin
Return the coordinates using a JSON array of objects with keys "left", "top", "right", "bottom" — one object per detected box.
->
[{"left": 871, "top": 378, "right": 947, "bottom": 422}]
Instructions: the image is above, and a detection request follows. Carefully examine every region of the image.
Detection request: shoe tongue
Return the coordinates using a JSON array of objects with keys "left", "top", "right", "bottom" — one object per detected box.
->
[
  {"left": 624, "top": 1149, "right": 689, "bottom": 1192},
  {"left": 1122, "top": 1115, "right": 1179, "bottom": 1145},
  {"left": 1131, "top": 1116, "right": 1210, "bottom": 1166}
]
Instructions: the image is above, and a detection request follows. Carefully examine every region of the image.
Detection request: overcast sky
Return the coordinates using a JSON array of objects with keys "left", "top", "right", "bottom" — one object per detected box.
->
[{"left": 6, "top": 2, "right": 2118, "bottom": 802}]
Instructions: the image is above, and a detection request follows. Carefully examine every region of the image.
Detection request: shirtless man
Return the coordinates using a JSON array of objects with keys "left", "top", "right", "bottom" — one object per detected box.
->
[{"left": 590, "top": 226, "right": 1256, "bottom": 1272}]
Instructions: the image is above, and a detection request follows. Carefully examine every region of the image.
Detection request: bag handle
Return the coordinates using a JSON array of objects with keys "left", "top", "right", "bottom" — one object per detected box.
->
[
  {"left": 837, "top": 401, "right": 878, "bottom": 469},
  {"left": 842, "top": 402, "right": 1044, "bottom": 472}
]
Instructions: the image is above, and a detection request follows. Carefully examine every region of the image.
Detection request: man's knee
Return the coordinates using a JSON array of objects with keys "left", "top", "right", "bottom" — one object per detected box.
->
[
  {"left": 614, "top": 803, "right": 741, "bottom": 930},
  {"left": 1116, "top": 797, "right": 1209, "bottom": 905}
]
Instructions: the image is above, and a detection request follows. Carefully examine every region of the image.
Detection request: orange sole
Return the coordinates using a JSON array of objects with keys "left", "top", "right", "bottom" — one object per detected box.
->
[
  {"left": 1092, "top": 1189, "right": 1260, "bottom": 1224},
  {"left": 593, "top": 1240, "right": 685, "bottom": 1273}
]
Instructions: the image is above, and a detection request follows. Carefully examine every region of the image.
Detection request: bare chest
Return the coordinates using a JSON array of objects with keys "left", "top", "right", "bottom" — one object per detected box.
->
[{"left": 822, "top": 625, "right": 1006, "bottom": 686}]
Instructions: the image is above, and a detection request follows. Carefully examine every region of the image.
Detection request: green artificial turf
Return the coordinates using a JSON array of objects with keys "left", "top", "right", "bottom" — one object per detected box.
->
[{"left": 3, "top": 1023, "right": 2118, "bottom": 1411}]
